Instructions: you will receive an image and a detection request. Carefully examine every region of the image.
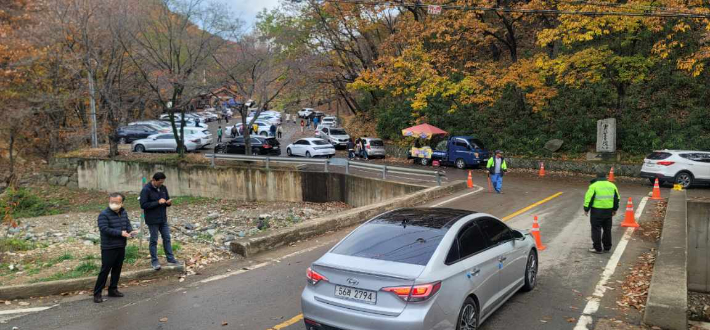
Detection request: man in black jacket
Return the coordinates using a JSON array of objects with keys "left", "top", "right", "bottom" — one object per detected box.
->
[
  {"left": 93, "top": 193, "right": 136, "bottom": 303},
  {"left": 140, "top": 172, "right": 178, "bottom": 270}
]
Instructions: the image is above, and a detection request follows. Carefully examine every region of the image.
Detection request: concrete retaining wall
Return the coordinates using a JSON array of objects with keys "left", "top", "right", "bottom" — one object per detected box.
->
[
  {"left": 74, "top": 159, "right": 426, "bottom": 206},
  {"left": 688, "top": 201, "right": 710, "bottom": 293},
  {"left": 644, "top": 190, "right": 688, "bottom": 330}
]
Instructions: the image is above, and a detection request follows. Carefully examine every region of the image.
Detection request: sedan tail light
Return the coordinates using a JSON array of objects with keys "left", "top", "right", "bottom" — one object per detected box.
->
[
  {"left": 263, "top": 144, "right": 272, "bottom": 149},
  {"left": 306, "top": 267, "right": 328, "bottom": 285},
  {"left": 657, "top": 161, "right": 675, "bottom": 166},
  {"left": 382, "top": 281, "right": 441, "bottom": 302},
  {"left": 366, "top": 145, "right": 371, "bottom": 149},
  {"left": 191, "top": 139, "right": 201, "bottom": 143}
]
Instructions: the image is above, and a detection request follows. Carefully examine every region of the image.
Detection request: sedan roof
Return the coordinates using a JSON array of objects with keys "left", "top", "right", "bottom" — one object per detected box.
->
[{"left": 372, "top": 208, "right": 476, "bottom": 229}]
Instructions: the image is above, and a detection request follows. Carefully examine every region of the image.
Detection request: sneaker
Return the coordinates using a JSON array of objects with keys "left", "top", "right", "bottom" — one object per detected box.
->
[
  {"left": 166, "top": 259, "right": 180, "bottom": 265},
  {"left": 604, "top": 249, "right": 612, "bottom": 254},
  {"left": 108, "top": 289, "right": 124, "bottom": 298},
  {"left": 151, "top": 261, "right": 162, "bottom": 270},
  {"left": 588, "top": 248, "right": 603, "bottom": 254},
  {"left": 93, "top": 295, "right": 104, "bottom": 303}
]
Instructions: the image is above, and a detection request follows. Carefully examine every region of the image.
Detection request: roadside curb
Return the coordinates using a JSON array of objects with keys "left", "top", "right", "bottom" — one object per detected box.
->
[
  {"left": 0, "top": 265, "right": 185, "bottom": 301},
  {"left": 644, "top": 190, "right": 687, "bottom": 330},
  {"left": 230, "top": 180, "right": 468, "bottom": 257}
]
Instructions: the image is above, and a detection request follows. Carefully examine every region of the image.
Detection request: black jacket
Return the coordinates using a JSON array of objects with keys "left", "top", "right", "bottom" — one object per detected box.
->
[
  {"left": 98, "top": 207, "right": 133, "bottom": 250},
  {"left": 140, "top": 183, "right": 171, "bottom": 225}
]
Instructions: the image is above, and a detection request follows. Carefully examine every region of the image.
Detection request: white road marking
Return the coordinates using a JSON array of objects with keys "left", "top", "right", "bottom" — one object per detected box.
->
[
  {"left": 573, "top": 196, "right": 649, "bottom": 330},
  {"left": 0, "top": 305, "right": 59, "bottom": 315},
  {"left": 430, "top": 186, "right": 484, "bottom": 207},
  {"left": 197, "top": 240, "right": 336, "bottom": 284}
]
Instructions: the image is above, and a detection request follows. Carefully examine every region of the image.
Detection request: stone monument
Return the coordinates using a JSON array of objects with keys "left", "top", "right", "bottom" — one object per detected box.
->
[{"left": 596, "top": 118, "right": 616, "bottom": 153}]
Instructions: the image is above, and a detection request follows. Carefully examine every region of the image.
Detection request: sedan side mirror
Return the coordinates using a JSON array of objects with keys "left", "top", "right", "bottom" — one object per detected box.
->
[{"left": 512, "top": 230, "right": 525, "bottom": 240}]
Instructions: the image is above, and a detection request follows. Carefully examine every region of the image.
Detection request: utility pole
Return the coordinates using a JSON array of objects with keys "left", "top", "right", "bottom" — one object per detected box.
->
[{"left": 87, "top": 68, "right": 98, "bottom": 148}]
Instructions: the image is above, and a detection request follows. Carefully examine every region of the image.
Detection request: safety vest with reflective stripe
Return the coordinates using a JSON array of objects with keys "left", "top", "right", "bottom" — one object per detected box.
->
[{"left": 584, "top": 180, "right": 620, "bottom": 210}]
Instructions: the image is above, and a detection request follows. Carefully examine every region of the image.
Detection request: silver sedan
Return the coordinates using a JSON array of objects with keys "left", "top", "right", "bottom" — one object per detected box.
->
[
  {"left": 131, "top": 133, "right": 201, "bottom": 153},
  {"left": 301, "top": 208, "right": 538, "bottom": 330}
]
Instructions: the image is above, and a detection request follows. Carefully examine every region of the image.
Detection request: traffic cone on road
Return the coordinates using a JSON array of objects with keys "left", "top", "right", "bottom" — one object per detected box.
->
[
  {"left": 620, "top": 197, "right": 639, "bottom": 228},
  {"left": 651, "top": 178, "right": 663, "bottom": 200},
  {"left": 539, "top": 162, "right": 546, "bottom": 178},
  {"left": 608, "top": 167, "right": 615, "bottom": 182},
  {"left": 467, "top": 171, "right": 474, "bottom": 189},
  {"left": 531, "top": 216, "right": 547, "bottom": 251}
]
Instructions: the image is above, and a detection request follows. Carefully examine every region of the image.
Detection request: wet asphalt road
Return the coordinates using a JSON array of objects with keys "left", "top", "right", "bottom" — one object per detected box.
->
[{"left": 3, "top": 170, "right": 679, "bottom": 330}]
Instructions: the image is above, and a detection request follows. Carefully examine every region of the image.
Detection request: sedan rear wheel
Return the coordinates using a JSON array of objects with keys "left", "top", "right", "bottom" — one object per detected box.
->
[
  {"left": 457, "top": 297, "right": 478, "bottom": 330},
  {"left": 134, "top": 144, "right": 145, "bottom": 153},
  {"left": 287, "top": 148, "right": 293, "bottom": 156},
  {"left": 522, "top": 250, "right": 538, "bottom": 292},
  {"left": 306, "top": 151, "right": 312, "bottom": 158}
]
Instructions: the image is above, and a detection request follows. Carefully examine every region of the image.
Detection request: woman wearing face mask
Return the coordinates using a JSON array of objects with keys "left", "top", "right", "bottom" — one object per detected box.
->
[{"left": 93, "top": 192, "right": 137, "bottom": 303}]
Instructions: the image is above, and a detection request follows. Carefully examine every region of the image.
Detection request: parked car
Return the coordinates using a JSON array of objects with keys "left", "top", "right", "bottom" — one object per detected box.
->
[
  {"left": 286, "top": 138, "right": 336, "bottom": 158},
  {"left": 360, "top": 137, "right": 386, "bottom": 159},
  {"left": 298, "top": 108, "right": 314, "bottom": 118},
  {"left": 131, "top": 134, "right": 201, "bottom": 153},
  {"left": 321, "top": 116, "right": 337, "bottom": 126},
  {"left": 159, "top": 118, "right": 208, "bottom": 129},
  {"left": 129, "top": 120, "right": 171, "bottom": 129},
  {"left": 214, "top": 136, "right": 281, "bottom": 155},
  {"left": 114, "top": 125, "right": 160, "bottom": 144},
  {"left": 640, "top": 150, "right": 710, "bottom": 188},
  {"left": 247, "top": 113, "right": 281, "bottom": 126},
  {"left": 317, "top": 127, "right": 350, "bottom": 149},
  {"left": 162, "top": 126, "right": 212, "bottom": 148},
  {"left": 301, "top": 207, "right": 537, "bottom": 330},
  {"left": 226, "top": 121, "right": 272, "bottom": 137}
]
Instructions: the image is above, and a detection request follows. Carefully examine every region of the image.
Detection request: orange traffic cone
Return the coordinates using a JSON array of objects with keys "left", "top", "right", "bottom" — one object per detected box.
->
[
  {"left": 531, "top": 216, "right": 547, "bottom": 251},
  {"left": 620, "top": 197, "right": 639, "bottom": 228},
  {"left": 539, "top": 162, "right": 546, "bottom": 178},
  {"left": 608, "top": 167, "right": 615, "bottom": 182},
  {"left": 467, "top": 171, "right": 474, "bottom": 189},
  {"left": 651, "top": 178, "right": 663, "bottom": 200}
]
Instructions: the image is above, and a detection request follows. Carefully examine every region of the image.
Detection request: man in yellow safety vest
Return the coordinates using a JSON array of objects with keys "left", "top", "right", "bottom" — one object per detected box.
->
[{"left": 583, "top": 171, "right": 620, "bottom": 254}]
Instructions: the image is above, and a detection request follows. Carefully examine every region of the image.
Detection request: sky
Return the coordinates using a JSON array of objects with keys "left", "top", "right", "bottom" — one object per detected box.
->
[{"left": 224, "top": 0, "right": 281, "bottom": 29}]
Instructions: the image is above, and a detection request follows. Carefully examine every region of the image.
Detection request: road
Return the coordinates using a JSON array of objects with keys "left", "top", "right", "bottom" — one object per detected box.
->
[{"left": 2, "top": 171, "right": 677, "bottom": 330}]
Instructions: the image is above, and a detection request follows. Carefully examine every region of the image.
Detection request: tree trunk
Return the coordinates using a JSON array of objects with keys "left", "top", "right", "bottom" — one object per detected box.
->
[
  {"left": 242, "top": 104, "right": 252, "bottom": 156},
  {"left": 8, "top": 132, "right": 15, "bottom": 178}
]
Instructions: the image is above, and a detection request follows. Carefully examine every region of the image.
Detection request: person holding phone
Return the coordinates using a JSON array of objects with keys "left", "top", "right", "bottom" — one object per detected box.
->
[
  {"left": 140, "top": 172, "right": 178, "bottom": 270},
  {"left": 94, "top": 193, "right": 138, "bottom": 303}
]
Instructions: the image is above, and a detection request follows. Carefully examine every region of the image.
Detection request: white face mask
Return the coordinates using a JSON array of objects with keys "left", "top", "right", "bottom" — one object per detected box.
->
[{"left": 109, "top": 203, "right": 122, "bottom": 212}]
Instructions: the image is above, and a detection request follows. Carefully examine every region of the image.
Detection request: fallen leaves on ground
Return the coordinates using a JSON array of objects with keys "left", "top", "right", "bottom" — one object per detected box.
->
[{"left": 616, "top": 252, "right": 656, "bottom": 311}]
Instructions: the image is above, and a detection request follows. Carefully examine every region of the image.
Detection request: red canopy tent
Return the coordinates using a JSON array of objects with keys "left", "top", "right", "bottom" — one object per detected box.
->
[{"left": 401, "top": 123, "right": 448, "bottom": 139}]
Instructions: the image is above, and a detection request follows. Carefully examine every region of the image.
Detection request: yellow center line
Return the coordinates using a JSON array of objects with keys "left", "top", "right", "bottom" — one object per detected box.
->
[
  {"left": 501, "top": 192, "right": 564, "bottom": 222},
  {"left": 268, "top": 314, "right": 304, "bottom": 330},
  {"left": 267, "top": 192, "right": 564, "bottom": 330}
]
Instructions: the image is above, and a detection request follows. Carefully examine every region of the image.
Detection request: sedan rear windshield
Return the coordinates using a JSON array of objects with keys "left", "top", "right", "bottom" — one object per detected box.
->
[
  {"left": 331, "top": 222, "right": 446, "bottom": 266},
  {"left": 312, "top": 140, "right": 330, "bottom": 146},
  {"left": 369, "top": 140, "right": 384, "bottom": 147},
  {"left": 330, "top": 129, "right": 347, "bottom": 135},
  {"left": 647, "top": 152, "right": 672, "bottom": 160}
]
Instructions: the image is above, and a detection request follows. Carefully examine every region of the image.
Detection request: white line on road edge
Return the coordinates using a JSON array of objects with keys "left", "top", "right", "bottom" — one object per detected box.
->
[
  {"left": 0, "top": 305, "right": 58, "bottom": 316},
  {"left": 197, "top": 240, "right": 337, "bottom": 284},
  {"left": 573, "top": 196, "right": 649, "bottom": 330},
  {"left": 430, "top": 186, "right": 484, "bottom": 207}
]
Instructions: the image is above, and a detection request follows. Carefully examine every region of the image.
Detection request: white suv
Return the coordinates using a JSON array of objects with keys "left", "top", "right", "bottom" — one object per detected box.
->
[{"left": 640, "top": 150, "right": 710, "bottom": 188}]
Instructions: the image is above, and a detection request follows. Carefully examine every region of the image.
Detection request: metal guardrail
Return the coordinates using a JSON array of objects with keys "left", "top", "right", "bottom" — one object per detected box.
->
[{"left": 205, "top": 153, "right": 444, "bottom": 185}]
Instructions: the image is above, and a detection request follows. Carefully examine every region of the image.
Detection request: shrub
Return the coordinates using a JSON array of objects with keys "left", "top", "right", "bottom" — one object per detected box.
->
[{"left": 0, "top": 188, "right": 56, "bottom": 219}]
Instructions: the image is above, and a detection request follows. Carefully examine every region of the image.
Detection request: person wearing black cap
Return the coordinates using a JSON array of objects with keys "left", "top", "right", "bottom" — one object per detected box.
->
[
  {"left": 486, "top": 150, "right": 508, "bottom": 193},
  {"left": 583, "top": 171, "right": 620, "bottom": 254}
]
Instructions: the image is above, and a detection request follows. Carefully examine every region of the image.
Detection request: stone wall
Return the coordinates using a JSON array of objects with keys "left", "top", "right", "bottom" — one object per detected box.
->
[
  {"left": 41, "top": 158, "right": 81, "bottom": 188},
  {"left": 383, "top": 145, "right": 642, "bottom": 176}
]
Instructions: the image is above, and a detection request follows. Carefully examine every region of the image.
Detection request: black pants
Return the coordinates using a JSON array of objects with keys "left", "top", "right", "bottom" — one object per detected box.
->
[
  {"left": 217, "top": 135, "right": 222, "bottom": 142},
  {"left": 93, "top": 247, "right": 126, "bottom": 296},
  {"left": 590, "top": 215, "right": 613, "bottom": 251},
  {"left": 277, "top": 132, "right": 282, "bottom": 139}
]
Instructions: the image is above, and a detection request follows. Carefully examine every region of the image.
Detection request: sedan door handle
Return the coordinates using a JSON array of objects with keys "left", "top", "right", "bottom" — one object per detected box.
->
[
  {"left": 499, "top": 257, "right": 507, "bottom": 262},
  {"left": 470, "top": 269, "right": 480, "bottom": 277}
]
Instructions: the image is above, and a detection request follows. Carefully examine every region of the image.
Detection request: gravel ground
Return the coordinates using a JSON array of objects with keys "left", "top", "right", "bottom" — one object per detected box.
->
[
  {"left": 0, "top": 199, "right": 350, "bottom": 286},
  {"left": 690, "top": 291, "right": 710, "bottom": 322}
]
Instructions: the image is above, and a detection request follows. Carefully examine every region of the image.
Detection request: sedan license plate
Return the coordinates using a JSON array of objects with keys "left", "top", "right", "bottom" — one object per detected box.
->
[{"left": 334, "top": 285, "right": 377, "bottom": 304}]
